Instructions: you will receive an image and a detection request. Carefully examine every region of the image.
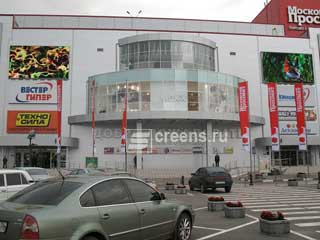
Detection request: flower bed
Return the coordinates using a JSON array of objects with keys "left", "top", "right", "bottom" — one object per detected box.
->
[
  {"left": 224, "top": 201, "right": 245, "bottom": 218},
  {"left": 208, "top": 196, "right": 225, "bottom": 211},
  {"left": 165, "top": 182, "right": 175, "bottom": 190},
  {"left": 175, "top": 184, "right": 187, "bottom": 194},
  {"left": 260, "top": 211, "right": 290, "bottom": 235}
]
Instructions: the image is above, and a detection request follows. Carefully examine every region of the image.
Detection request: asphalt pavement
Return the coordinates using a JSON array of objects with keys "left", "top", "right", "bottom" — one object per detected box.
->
[{"left": 164, "top": 183, "right": 320, "bottom": 240}]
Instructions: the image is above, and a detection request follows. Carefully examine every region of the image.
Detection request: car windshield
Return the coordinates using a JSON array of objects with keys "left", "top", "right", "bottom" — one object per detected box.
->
[
  {"left": 26, "top": 169, "right": 48, "bottom": 175},
  {"left": 7, "top": 181, "right": 83, "bottom": 205},
  {"left": 206, "top": 167, "right": 226, "bottom": 176}
]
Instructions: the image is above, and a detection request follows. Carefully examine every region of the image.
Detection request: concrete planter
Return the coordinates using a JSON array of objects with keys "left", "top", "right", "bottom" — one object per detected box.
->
[
  {"left": 288, "top": 179, "right": 298, "bottom": 186},
  {"left": 175, "top": 188, "right": 187, "bottom": 194},
  {"left": 165, "top": 184, "right": 175, "bottom": 190},
  {"left": 260, "top": 218, "right": 290, "bottom": 235},
  {"left": 224, "top": 205, "right": 246, "bottom": 218},
  {"left": 208, "top": 201, "right": 225, "bottom": 211}
]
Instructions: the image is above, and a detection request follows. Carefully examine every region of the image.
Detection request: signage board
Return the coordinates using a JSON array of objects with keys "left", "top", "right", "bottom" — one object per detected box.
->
[
  {"left": 279, "top": 107, "right": 317, "bottom": 121},
  {"left": 277, "top": 85, "right": 315, "bottom": 107},
  {"left": 279, "top": 121, "right": 318, "bottom": 135},
  {"left": 8, "top": 80, "right": 57, "bottom": 104},
  {"left": 7, "top": 111, "right": 58, "bottom": 134}
]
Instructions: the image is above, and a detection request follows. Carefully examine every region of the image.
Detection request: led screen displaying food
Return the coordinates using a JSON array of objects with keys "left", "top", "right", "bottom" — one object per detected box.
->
[
  {"left": 9, "top": 46, "right": 70, "bottom": 79},
  {"left": 262, "top": 52, "right": 314, "bottom": 84}
]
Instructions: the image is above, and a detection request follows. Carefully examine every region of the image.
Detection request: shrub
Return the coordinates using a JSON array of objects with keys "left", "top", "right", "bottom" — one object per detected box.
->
[
  {"left": 208, "top": 196, "right": 224, "bottom": 201},
  {"left": 225, "top": 201, "right": 243, "bottom": 207},
  {"left": 260, "top": 211, "right": 285, "bottom": 221}
]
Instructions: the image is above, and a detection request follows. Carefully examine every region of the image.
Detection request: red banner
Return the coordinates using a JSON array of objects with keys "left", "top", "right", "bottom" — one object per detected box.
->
[
  {"left": 267, "top": 83, "right": 280, "bottom": 151},
  {"left": 121, "top": 95, "right": 127, "bottom": 152},
  {"left": 294, "top": 83, "right": 307, "bottom": 151},
  {"left": 57, "top": 80, "right": 62, "bottom": 153},
  {"left": 238, "top": 82, "right": 251, "bottom": 152}
]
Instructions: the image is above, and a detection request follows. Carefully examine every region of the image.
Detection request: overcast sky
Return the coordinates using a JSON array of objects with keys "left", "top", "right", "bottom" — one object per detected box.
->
[{"left": 0, "top": 0, "right": 268, "bottom": 22}]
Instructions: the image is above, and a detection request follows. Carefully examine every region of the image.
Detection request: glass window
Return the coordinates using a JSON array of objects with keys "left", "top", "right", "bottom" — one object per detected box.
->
[
  {"left": 80, "top": 189, "right": 96, "bottom": 207},
  {"left": 8, "top": 181, "right": 83, "bottom": 205},
  {"left": 26, "top": 169, "right": 48, "bottom": 176},
  {"left": 6, "top": 173, "right": 21, "bottom": 186},
  {"left": 124, "top": 179, "right": 161, "bottom": 202},
  {"left": 21, "top": 174, "right": 28, "bottom": 184},
  {"left": 0, "top": 174, "right": 4, "bottom": 187},
  {"left": 92, "top": 180, "right": 131, "bottom": 206}
]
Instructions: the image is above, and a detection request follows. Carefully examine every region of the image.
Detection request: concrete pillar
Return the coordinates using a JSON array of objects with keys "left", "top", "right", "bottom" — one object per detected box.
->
[
  {"left": 136, "top": 120, "right": 143, "bottom": 169},
  {"left": 206, "top": 120, "right": 213, "bottom": 167}
]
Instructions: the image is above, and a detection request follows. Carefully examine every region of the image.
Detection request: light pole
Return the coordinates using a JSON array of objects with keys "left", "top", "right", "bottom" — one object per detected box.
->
[{"left": 27, "top": 130, "right": 36, "bottom": 167}]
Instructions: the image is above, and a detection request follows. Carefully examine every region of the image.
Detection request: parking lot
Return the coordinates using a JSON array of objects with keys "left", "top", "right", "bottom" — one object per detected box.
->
[{"left": 165, "top": 183, "right": 320, "bottom": 240}]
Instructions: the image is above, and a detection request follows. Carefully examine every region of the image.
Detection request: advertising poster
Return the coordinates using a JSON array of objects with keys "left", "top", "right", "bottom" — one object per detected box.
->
[
  {"left": 262, "top": 52, "right": 314, "bottom": 84},
  {"left": 8, "top": 80, "right": 57, "bottom": 104},
  {"left": 279, "top": 107, "right": 317, "bottom": 121},
  {"left": 267, "top": 83, "right": 280, "bottom": 151},
  {"left": 7, "top": 111, "right": 58, "bottom": 134},
  {"left": 85, "top": 157, "right": 98, "bottom": 168},
  {"left": 294, "top": 83, "right": 307, "bottom": 150},
  {"left": 9, "top": 46, "right": 70, "bottom": 79},
  {"left": 277, "top": 85, "right": 315, "bottom": 107},
  {"left": 238, "top": 81, "right": 251, "bottom": 152}
]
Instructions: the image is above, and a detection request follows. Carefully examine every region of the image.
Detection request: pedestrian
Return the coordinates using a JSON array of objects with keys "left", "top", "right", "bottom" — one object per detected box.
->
[
  {"left": 2, "top": 156, "right": 8, "bottom": 169},
  {"left": 215, "top": 153, "right": 220, "bottom": 167},
  {"left": 133, "top": 155, "right": 137, "bottom": 169}
]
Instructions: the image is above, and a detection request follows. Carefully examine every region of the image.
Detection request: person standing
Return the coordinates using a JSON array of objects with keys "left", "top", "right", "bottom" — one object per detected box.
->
[
  {"left": 2, "top": 156, "right": 8, "bottom": 168},
  {"left": 214, "top": 153, "right": 220, "bottom": 167},
  {"left": 133, "top": 155, "right": 137, "bottom": 169}
]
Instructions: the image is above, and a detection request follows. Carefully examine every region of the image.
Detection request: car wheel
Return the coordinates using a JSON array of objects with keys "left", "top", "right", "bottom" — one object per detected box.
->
[
  {"left": 189, "top": 182, "right": 194, "bottom": 191},
  {"left": 175, "top": 213, "right": 192, "bottom": 240},
  {"left": 225, "top": 186, "right": 231, "bottom": 193},
  {"left": 82, "top": 236, "right": 99, "bottom": 240},
  {"left": 200, "top": 184, "right": 206, "bottom": 193}
]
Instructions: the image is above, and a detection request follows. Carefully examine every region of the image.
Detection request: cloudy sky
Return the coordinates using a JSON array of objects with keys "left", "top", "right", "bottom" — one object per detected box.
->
[{"left": 0, "top": 0, "right": 268, "bottom": 22}]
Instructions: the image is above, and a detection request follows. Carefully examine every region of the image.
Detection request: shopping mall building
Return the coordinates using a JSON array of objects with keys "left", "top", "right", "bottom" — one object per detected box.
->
[{"left": 0, "top": 0, "right": 320, "bottom": 173}]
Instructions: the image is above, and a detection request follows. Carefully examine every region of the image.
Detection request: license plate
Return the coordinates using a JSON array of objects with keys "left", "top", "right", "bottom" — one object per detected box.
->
[
  {"left": 0, "top": 221, "right": 7, "bottom": 233},
  {"left": 216, "top": 181, "right": 225, "bottom": 184}
]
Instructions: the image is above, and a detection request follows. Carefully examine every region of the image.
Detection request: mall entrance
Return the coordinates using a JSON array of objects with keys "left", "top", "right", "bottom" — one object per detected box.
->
[
  {"left": 272, "top": 146, "right": 311, "bottom": 167},
  {"left": 14, "top": 147, "right": 66, "bottom": 168}
]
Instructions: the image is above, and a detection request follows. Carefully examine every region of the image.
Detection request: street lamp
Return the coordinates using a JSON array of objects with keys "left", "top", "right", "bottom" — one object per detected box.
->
[{"left": 27, "top": 130, "right": 36, "bottom": 167}]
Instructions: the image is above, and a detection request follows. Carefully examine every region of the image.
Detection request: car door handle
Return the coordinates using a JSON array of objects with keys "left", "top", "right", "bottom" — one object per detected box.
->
[
  {"left": 101, "top": 213, "right": 110, "bottom": 220},
  {"left": 139, "top": 209, "right": 146, "bottom": 215}
]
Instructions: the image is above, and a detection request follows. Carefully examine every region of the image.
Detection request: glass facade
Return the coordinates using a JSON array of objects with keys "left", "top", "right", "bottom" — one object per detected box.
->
[
  {"left": 120, "top": 40, "right": 215, "bottom": 71},
  {"left": 88, "top": 69, "right": 241, "bottom": 114}
]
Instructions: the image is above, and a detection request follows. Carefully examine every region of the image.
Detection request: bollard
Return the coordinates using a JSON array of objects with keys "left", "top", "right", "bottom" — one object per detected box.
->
[
  {"left": 318, "top": 172, "right": 320, "bottom": 189},
  {"left": 181, "top": 175, "right": 185, "bottom": 185}
]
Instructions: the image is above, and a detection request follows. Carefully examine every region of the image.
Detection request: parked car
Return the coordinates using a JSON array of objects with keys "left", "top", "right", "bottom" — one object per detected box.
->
[
  {"left": 189, "top": 167, "right": 233, "bottom": 193},
  {"left": 15, "top": 167, "right": 51, "bottom": 181},
  {"left": 0, "top": 175, "right": 194, "bottom": 240},
  {"left": 0, "top": 169, "right": 34, "bottom": 202}
]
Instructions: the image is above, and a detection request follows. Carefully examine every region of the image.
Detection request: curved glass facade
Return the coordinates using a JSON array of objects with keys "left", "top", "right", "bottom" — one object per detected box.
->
[
  {"left": 120, "top": 40, "right": 215, "bottom": 71},
  {"left": 88, "top": 69, "right": 241, "bottom": 114}
]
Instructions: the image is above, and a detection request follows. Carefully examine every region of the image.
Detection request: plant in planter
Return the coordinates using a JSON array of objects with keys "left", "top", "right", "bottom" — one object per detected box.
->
[
  {"left": 165, "top": 182, "right": 175, "bottom": 190},
  {"left": 175, "top": 184, "right": 187, "bottom": 194},
  {"left": 288, "top": 178, "right": 298, "bottom": 186},
  {"left": 260, "top": 211, "right": 290, "bottom": 235},
  {"left": 208, "top": 196, "right": 225, "bottom": 211},
  {"left": 224, "top": 201, "right": 246, "bottom": 218}
]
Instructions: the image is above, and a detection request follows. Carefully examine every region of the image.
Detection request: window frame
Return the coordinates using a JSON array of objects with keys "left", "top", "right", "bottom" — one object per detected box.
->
[{"left": 122, "top": 179, "right": 161, "bottom": 203}]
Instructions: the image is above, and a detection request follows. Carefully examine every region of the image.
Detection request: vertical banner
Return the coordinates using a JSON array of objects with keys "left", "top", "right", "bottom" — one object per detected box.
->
[
  {"left": 238, "top": 82, "right": 251, "bottom": 152},
  {"left": 91, "top": 80, "right": 96, "bottom": 157},
  {"left": 267, "top": 83, "right": 280, "bottom": 151},
  {"left": 294, "top": 83, "right": 307, "bottom": 151},
  {"left": 57, "top": 80, "right": 63, "bottom": 154},
  {"left": 121, "top": 95, "right": 127, "bottom": 152}
]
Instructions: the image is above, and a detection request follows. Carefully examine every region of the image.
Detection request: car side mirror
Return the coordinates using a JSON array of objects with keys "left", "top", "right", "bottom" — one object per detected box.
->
[{"left": 160, "top": 192, "right": 166, "bottom": 200}]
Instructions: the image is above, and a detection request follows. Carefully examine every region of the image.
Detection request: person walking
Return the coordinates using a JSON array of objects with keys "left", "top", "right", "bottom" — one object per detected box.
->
[
  {"left": 214, "top": 153, "right": 220, "bottom": 167},
  {"left": 133, "top": 155, "right": 137, "bottom": 169},
  {"left": 2, "top": 156, "right": 8, "bottom": 168}
]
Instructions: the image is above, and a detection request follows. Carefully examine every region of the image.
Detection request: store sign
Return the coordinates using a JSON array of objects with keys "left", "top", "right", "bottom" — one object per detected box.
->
[
  {"left": 288, "top": 6, "right": 320, "bottom": 26},
  {"left": 277, "top": 85, "right": 315, "bottom": 107},
  {"left": 7, "top": 111, "right": 58, "bottom": 134},
  {"left": 279, "top": 122, "right": 318, "bottom": 135},
  {"left": 279, "top": 107, "right": 317, "bottom": 121},
  {"left": 9, "top": 81, "right": 57, "bottom": 104}
]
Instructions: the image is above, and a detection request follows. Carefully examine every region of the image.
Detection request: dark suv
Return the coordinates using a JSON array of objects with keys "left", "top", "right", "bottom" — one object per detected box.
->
[{"left": 189, "top": 167, "right": 233, "bottom": 193}]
